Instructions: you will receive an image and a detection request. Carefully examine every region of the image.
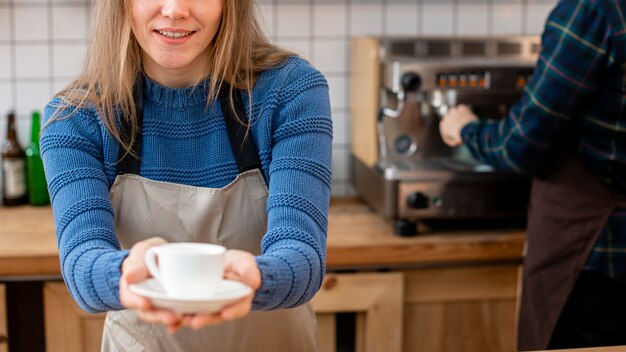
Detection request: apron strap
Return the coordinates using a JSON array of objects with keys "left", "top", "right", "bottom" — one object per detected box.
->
[
  {"left": 116, "top": 79, "right": 263, "bottom": 181},
  {"left": 117, "top": 78, "right": 144, "bottom": 175},
  {"left": 218, "top": 83, "right": 263, "bottom": 176}
]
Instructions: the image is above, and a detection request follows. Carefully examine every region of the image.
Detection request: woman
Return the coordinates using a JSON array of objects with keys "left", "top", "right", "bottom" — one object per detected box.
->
[{"left": 42, "top": 0, "right": 332, "bottom": 350}]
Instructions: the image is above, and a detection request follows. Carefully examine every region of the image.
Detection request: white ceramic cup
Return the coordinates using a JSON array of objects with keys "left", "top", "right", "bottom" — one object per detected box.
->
[{"left": 145, "top": 243, "right": 226, "bottom": 299}]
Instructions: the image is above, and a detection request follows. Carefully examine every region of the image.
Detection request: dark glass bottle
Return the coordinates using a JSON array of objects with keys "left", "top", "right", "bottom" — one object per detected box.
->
[
  {"left": 25, "top": 111, "right": 49, "bottom": 205},
  {"left": 2, "top": 111, "right": 27, "bottom": 206}
]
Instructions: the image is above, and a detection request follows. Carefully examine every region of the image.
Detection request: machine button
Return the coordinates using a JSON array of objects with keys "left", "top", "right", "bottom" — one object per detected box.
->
[
  {"left": 395, "top": 135, "right": 413, "bottom": 154},
  {"left": 459, "top": 73, "right": 468, "bottom": 88},
  {"left": 516, "top": 74, "right": 526, "bottom": 89},
  {"left": 401, "top": 72, "right": 422, "bottom": 92},
  {"left": 437, "top": 73, "right": 447, "bottom": 87},
  {"left": 407, "top": 192, "right": 430, "bottom": 209},
  {"left": 448, "top": 73, "right": 458, "bottom": 87},
  {"left": 469, "top": 73, "right": 478, "bottom": 88}
]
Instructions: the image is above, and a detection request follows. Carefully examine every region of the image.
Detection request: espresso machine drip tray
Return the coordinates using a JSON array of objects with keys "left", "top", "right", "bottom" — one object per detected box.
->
[{"left": 377, "top": 157, "right": 494, "bottom": 180}]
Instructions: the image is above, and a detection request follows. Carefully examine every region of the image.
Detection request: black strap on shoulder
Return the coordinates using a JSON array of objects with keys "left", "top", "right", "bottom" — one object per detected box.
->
[
  {"left": 218, "top": 83, "right": 263, "bottom": 175},
  {"left": 116, "top": 79, "right": 263, "bottom": 180},
  {"left": 117, "top": 79, "right": 143, "bottom": 175}
]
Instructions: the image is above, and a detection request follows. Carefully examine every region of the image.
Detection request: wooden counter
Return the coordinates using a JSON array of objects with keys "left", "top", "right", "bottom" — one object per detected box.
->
[
  {"left": 531, "top": 347, "right": 626, "bottom": 352},
  {"left": 0, "top": 198, "right": 526, "bottom": 277},
  {"left": 326, "top": 198, "right": 525, "bottom": 267},
  {"left": 0, "top": 199, "right": 527, "bottom": 352},
  {"left": 0, "top": 206, "right": 60, "bottom": 277}
]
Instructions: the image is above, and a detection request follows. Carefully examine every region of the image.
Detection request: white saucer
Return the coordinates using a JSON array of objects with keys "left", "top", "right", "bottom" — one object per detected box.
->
[{"left": 130, "top": 279, "right": 252, "bottom": 314}]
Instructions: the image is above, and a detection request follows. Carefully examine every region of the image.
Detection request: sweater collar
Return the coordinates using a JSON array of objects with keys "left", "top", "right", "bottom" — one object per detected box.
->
[{"left": 143, "top": 75, "right": 211, "bottom": 108}]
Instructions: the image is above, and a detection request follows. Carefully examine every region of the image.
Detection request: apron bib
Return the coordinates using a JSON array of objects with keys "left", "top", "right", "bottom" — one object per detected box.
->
[
  {"left": 518, "top": 154, "right": 626, "bottom": 350},
  {"left": 100, "top": 82, "right": 319, "bottom": 352}
]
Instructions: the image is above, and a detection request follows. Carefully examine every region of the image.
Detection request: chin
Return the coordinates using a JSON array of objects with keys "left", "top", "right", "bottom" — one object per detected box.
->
[
  {"left": 151, "top": 52, "right": 193, "bottom": 68},
  {"left": 158, "top": 59, "right": 194, "bottom": 70}
]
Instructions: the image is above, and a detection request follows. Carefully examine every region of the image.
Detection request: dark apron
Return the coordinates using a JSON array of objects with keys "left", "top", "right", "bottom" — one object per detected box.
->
[{"left": 518, "top": 154, "right": 626, "bottom": 350}]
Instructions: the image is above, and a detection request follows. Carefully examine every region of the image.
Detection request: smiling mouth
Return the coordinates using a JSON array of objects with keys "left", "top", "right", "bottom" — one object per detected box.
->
[{"left": 155, "top": 30, "right": 195, "bottom": 39}]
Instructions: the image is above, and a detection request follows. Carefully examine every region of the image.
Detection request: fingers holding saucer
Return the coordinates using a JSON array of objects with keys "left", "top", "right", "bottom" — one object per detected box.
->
[
  {"left": 136, "top": 307, "right": 181, "bottom": 326},
  {"left": 180, "top": 313, "right": 224, "bottom": 329}
]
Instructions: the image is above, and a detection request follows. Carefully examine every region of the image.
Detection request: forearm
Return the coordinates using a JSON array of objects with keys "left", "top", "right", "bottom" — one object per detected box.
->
[
  {"left": 61, "top": 245, "right": 128, "bottom": 313},
  {"left": 42, "top": 103, "right": 127, "bottom": 313},
  {"left": 460, "top": 0, "right": 610, "bottom": 172},
  {"left": 253, "top": 236, "right": 324, "bottom": 310},
  {"left": 250, "top": 59, "right": 331, "bottom": 310},
  {"left": 53, "top": 192, "right": 128, "bottom": 313}
]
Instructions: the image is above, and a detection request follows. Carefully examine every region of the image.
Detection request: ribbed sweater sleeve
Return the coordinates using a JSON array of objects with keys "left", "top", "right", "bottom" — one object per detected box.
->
[
  {"left": 41, "top": 103, "right": 128, "bottom": 313},
  {"left": 252, "top": 61, "right": 332, "bottom": 310}
]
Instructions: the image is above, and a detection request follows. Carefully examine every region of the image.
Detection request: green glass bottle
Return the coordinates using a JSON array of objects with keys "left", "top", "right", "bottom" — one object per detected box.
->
[{"left": 25, "top": 111, "right": 49, "bottom": 205}]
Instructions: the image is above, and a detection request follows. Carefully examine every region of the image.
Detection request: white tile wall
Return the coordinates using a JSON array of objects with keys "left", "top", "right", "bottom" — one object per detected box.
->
[
  {"left": 385, "top": 4, "right": 419, "bottom": 36},
  {"left": 15, "top": 45, "right": 50, "bottom": 78},
  {"left": 314, "top": 4, "right": 347, "bottom": 37},
  {"left": 458, "top": 4, "right": 489, "bottom": 36},
  {"left": 0, "top": 0, "right": 558, "bottom": 197},
  {"left": 351, "top": 3, "right": 384, "bottom": 36},
  {"left": 492, "top": 3, "right": 524, "bottom": 35},
  {"left": 276, "top": 4, "right": 311, "bottom": 38},
  {"left": 51, "top": 5, "right": 88, "bottom": 40},
  {"left": 14, "top": 7, "right": 49, "bottom": 41},
  {"left": 0, "top": 10, "right": 10, "bottom": 41},
  {"left": 0, "top": 46, "right": 11, "bottom": 79},
  {"left": 422, "top": 4, "right": 455, "bottom": 35}
]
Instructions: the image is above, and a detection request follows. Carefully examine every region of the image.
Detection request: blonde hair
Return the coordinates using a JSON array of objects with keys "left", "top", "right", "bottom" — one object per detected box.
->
[{"left": 52, "top": 0, "right": 293, "bottom": 155}]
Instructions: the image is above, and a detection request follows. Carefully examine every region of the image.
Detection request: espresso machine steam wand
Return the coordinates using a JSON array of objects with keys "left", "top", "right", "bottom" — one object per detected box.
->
[{"left": 378, "top": 73, "right": 422, "bottom": 161}]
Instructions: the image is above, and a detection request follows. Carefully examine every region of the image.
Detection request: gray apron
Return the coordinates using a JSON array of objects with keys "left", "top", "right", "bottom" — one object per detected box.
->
[{"left": 100, "top": 83, "right": 319, "bottom": 352}]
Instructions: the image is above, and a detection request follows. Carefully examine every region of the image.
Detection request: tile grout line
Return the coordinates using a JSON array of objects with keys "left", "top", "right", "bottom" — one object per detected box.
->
[
  {"left": 48, "top": 0, "right": 55, "bottom": 108},
  {"left": 487, "top": 0, "right": 493, "bottom": 36},
  {"left": 453, "top": 0, "right": 458, "bottom": 36},
  {"left": 9, "top": 0, "right": 16, "bottom": 113},
  {"left": 309, "top": 0, "right": 314, "bottom": 61}
]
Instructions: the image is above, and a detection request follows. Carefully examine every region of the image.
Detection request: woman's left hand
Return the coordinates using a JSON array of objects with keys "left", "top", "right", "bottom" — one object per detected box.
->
[
  {"left": 179, "top": 249, "right": 261, "bottom": 330},
  {"left": 439, "top": 104, "right": 479, "bottom": 147}
]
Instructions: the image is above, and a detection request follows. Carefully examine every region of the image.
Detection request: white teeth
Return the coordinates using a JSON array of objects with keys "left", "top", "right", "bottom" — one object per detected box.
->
[{"left": 157, "top": 30, "right": 192, "bottom": 39}]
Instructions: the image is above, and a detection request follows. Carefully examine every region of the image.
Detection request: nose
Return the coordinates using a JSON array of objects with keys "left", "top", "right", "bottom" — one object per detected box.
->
[{"left": 161, "top": 0, "right": 190, "bottom": 20}]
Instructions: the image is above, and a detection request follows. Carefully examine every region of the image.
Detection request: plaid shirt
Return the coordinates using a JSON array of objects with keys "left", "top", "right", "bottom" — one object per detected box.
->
[{"left": 460, "top": 0, "right": 626, "bottom": 283}]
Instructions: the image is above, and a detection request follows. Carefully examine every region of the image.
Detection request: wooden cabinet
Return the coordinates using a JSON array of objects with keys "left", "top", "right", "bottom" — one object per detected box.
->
[
  {"left": 313, "top": 265, "right": 519, "bottom": 352},
  {"left": 41, "top": 267, "right": 519, "bottom": 352},
  {"left": 0, "top": 284, "right": 7, "bottom": 352},
  {"left": 403, "top": 265, "right": 519, "bottom": 352},
  {"left": 42, "top": 274, "right": 405, "bottom": 352},
  {"left": 312, "top": 272, "right": 404, "bottom": 352},
  {"left": 43, "top": 282, "right": 106, "bottom": 352}
]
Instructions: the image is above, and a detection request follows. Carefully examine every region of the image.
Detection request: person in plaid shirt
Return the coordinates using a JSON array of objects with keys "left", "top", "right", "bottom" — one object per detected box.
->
[{"left": 440, "top": 0, "right": 626, "bottom": 349}]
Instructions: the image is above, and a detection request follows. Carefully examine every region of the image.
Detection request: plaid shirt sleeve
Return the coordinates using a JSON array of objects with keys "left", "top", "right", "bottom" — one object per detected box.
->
[{"left": 460, "top": 0, "right": 612, "bottom": 173}]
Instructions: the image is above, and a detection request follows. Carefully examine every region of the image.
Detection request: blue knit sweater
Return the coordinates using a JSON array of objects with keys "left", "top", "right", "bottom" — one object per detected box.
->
[{"left": 41, "top": 57, "right": 332, "bottom": 313}]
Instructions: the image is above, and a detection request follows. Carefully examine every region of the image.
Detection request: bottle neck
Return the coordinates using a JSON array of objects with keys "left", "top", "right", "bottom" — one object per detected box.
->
[
  {"left": 31, "top": 112, "right": 41, "bottom": 146},
  {"left": 6, "top": 113, "right": 17, "bottom": 141}
]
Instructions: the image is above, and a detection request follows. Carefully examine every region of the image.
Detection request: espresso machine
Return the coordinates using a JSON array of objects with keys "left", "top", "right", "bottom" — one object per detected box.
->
[{"left": 351, "top": 37, "right": 540, "bottom": 235}]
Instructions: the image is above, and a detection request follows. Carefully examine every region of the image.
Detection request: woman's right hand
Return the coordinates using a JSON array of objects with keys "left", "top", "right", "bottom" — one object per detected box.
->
[
  {"left": 439, "top": 104, "right": 478, "bottom": 147},
  {"left": 119, "top": 237, "right": 183, "bottom": 333}
]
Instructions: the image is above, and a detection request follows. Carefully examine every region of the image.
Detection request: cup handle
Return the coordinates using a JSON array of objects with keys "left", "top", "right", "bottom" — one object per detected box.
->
[{"left": 144, "top": 247, "right": 162, "bottom": 282}]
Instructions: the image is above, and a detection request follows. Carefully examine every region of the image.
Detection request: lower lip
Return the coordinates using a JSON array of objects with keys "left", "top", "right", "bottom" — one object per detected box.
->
[{"left": 154, "top": 31, "right": 195, "bottom": 44}]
